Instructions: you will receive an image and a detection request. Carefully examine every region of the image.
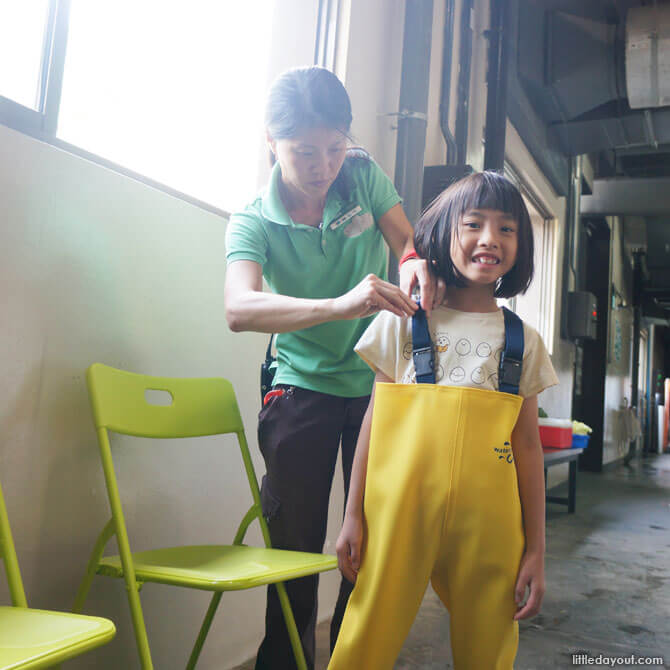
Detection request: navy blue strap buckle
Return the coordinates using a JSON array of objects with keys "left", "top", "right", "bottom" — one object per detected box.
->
[
  {"left": 412, "top": 346, "right": 434, "bottom": 378},
  {"left": 499, "top": 307, "right": 524, "bottom": 395},
  {"left": 499, "top": 352, "right": 522, "bottom": 388},
  {"left": 411, "top": 305, "right": 435, "bottom": 384}
]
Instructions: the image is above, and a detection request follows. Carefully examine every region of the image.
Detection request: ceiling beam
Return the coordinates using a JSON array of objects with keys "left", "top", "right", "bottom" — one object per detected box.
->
[{"left": 581, "top": 177, "right": 670, "bottom": 215}]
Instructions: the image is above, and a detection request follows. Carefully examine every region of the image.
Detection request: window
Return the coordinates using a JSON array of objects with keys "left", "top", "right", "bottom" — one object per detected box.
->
[
  {"left": 0, "top": 1, "right": 328, "bottom": 214},
  {"left": 513, "top": 199, "right": 558, "bottom": 354},
  {"left": 0, "top": 1, "right": 52, "bottom": 110},
  {"left": 499, "top": 164, "right": 558, "bottom": 354},
  {"left": 58, "top": 1, "right": 275, "bottom": 213}
]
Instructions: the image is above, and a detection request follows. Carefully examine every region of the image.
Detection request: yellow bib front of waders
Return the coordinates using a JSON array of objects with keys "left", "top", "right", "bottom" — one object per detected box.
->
[{"left": 330, "top": 383, "right": 525, "bottom": 670}]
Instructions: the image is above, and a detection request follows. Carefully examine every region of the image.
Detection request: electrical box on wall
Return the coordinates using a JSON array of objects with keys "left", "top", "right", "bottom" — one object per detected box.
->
[{"left": 567, "top": 291, "right": 598, "bottom": 339}]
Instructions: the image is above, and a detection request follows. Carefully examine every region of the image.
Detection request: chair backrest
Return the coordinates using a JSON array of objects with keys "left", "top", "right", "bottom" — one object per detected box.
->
[
  {"left": 86, "top": 363, "right": 270, "bottom": 549},
  {"left": 0, "top": 480, "right": 28, "bottom": 607},
  {"left": 87, "top": 364, "right": 244, "bottom": 438}
]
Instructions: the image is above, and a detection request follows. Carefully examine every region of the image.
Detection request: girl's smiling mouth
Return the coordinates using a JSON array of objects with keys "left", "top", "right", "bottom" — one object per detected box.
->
[{"left": 472, "top": 254, "right": 501, "bottom": 265}]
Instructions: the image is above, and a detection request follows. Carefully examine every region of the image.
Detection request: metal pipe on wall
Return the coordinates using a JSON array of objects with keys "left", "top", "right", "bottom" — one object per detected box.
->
[
  {"left": 439, "top": 0, "right": 457, "bottom": 164},
  {"left": 393, "top": 0, "right": 434, "bottom": 228},
  {"left": 483, "top": 0, "right": 512, "bottom": 171},
  {"left": 454, "top": 0, "right": 472, "bottom": 165}
]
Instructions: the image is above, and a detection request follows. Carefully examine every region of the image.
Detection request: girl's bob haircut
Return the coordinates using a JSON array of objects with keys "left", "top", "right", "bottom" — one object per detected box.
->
[{"left": 414, "top": 171, "right": 534, "bottom": 299}]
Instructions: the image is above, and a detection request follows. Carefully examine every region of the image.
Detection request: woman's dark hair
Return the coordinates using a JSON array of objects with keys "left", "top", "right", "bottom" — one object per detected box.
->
[
  {"left": 414, "top": 171, "right": 534, "bottom": 298},
  {"left": 265, "top": 66, "right": 366, "bottom": 198},
  {"left": 265, "top": 66, "right": 352, "bottom": 141}
]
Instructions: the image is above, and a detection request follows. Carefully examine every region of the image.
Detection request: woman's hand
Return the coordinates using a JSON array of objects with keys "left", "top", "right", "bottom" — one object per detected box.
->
[
  {"left": 513, "top": 549, "right": 545, "bottom": 620},
  {"left": 399, "top": 257, "right": 445, "bottom": 315},
  {"left": 336, "top": 512, "right": 364, "bottom": 584},
  {"left": 333, "top": 274, "right": 418, "bottom": 320}
]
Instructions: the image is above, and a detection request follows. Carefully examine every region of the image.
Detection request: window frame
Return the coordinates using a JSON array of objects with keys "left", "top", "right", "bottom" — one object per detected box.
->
[
  {"left": 0, "top": 0, "right": 69, "bottom": 137},
  {"left": 503, "top": 160, "right": 559, "bottom": 354}
]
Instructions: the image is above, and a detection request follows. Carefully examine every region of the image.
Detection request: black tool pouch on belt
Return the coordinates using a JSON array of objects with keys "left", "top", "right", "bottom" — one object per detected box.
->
[{"left": 260, "top": 335, "right": 276, "bottom": 406}]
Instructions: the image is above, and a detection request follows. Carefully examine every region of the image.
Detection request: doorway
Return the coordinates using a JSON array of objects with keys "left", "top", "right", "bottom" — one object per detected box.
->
[{"left": 573, "top": 218, "right": 611, "bottom": 472}]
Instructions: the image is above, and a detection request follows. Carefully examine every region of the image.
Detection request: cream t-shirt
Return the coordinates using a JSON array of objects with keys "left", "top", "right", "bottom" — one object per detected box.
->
[{"left": 355, "top": 306, "right": 559, "bottom": 398}]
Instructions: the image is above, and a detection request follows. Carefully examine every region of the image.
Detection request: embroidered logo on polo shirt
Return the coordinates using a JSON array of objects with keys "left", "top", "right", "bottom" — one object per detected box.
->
[{"left": 329, "top": 206, "right": 362, "bottom": 230}]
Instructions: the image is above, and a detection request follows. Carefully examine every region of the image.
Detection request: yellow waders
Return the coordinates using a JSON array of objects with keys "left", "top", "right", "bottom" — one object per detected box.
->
[{"left": 329, "top": 382, "right": 525, "bottom": 670}]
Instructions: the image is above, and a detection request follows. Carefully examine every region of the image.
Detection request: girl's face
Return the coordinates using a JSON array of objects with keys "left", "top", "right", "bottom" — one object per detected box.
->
[
  {"left": 450, "top": 208, "right": 518, "bottom": 288},
  {"left": 268, "top": 126, "right": 347, "bottom": 203}
]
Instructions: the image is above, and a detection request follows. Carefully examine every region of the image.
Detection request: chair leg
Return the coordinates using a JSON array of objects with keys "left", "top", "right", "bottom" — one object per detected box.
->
[
  {"left": 185, "top": 591, "right": 223, "bottom": 670},
  {"left": 73, "top": 519, "right": 116, "bottom": 613},
  {"left": 125, "top": 576, "right": 154, "bottom": 669},
  {"left": 276, "top": 582, "right": 308, "bottom": 670}
]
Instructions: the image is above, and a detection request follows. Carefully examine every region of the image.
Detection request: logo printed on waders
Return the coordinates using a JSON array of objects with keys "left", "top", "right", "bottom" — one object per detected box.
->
[{"left": 493, "top": 441, "right": 514, "bottom": 464}]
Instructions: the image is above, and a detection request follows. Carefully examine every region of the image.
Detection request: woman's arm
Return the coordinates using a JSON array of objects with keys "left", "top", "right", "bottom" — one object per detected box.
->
[
  {"left": 336, "top": 370, "right": 393, "bottom": 583},
  {"left": 224, "top": 260, "right": 417, "bottom": 333},
  {"left": 510, "top": 394, "right": 546, "bottom": 620},
  {"left": 377, "top": 203, "right": 444, "bottom": 314}
]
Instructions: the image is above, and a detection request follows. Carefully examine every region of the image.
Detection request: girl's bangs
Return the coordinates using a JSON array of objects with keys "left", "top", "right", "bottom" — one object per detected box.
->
[{"left": 460, "top": 174, "right": 523, "bottom": 220}]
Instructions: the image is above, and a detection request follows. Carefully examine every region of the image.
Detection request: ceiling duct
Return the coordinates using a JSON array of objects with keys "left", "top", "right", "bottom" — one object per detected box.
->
[{"left": 517, "top": 1, "right": 670, "bottom": 156}]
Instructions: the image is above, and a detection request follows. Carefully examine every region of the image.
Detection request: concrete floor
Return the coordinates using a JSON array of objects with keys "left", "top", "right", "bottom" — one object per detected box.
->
[{"left": 234, "top": 454, "right": 670, "bottom": 669}]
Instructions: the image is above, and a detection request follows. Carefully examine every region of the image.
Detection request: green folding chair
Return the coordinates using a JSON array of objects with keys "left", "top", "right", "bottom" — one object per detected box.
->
[
  {"left": 0, "top": 479, "right": 115, "bottom": 669},
  {"left": 74, "top": 363, "right": 337, "bottom": 670}
]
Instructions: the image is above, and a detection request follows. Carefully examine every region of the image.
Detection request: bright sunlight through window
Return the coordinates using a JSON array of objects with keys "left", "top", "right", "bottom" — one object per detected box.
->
[
  {"left": 0, "top": 1, "right": 50, "bottom": 110},
  {"left": 58, "top": 1, "right": 276, "bottom": 212}
]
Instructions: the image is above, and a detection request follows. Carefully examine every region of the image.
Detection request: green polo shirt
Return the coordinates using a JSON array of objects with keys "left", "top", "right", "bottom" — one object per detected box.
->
[{"left": 225, "top": 156, "right": 401, "bottom": 397}]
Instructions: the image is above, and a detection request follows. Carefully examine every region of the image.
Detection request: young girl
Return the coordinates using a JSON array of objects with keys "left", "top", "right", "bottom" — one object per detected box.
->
[{"left": 328, "top": 171, "right": 559, "bottom": 669}]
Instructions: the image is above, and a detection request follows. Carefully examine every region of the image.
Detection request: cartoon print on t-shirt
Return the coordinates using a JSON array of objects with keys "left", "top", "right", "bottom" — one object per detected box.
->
[
  {"left": 476, "top": 342, "right": 492, "bottom": 358},
  {"left": 471, "top": 367, "right": 486, "bottom": 384},
  {"left": 449, "top": 366, "right": 466, "bottom": 383},
  {"left": 455, "top": 338, "right": 471, "bottom": 356},
  {"left": 488, "top": 371, "right": 499, "bottom": 386},
  {"left": 435, "top": 363, "right": 445, "bottom": 382},
  {"left": 494, "top": 347, "right": 503, "bottom": 362},
  {"left": 402, "top": 341, "right": 413, "bottom": 360},
  {"left": 435, "top": 333, "right": 450, "bottom": 353}
]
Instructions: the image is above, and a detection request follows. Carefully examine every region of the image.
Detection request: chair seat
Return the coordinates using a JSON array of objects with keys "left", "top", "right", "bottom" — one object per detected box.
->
[
  {"left": 0, "top": 607, "right": 115, "bottom": 670},
  {"left": 98, "top": 544, "right": 338, "bottom": 590}
]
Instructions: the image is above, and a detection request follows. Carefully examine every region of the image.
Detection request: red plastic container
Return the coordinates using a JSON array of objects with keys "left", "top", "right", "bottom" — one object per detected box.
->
[{"left": 538, "top": 419, "right": 573, "bottom": 449}]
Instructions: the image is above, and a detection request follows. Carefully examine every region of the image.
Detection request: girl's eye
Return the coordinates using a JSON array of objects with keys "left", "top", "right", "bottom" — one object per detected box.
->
[
  {"left": 463, "top": 221, "right": 480, "bottom": 229},
  {"left": 501, "top": 225, "right": 517, "bottom": 233}
]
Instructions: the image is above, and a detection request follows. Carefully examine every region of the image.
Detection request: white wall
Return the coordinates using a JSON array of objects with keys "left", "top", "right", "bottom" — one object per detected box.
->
[{"left": 0, "top": 122, "right": 279, "bottom": 669}]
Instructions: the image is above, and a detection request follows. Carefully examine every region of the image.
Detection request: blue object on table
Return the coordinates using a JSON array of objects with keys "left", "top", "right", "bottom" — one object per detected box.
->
[{"left": 572, "top": 434, "right": 590, "bottom": 448}]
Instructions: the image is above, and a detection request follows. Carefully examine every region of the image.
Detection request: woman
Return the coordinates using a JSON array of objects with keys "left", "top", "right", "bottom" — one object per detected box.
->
[{"left": 224, "top": 66, "right": 439, "bottom": 670}]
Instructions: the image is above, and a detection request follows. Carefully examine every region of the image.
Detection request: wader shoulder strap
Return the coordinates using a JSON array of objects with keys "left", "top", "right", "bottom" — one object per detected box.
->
[
  {"left": 411, "top": 306, "right": 435, "bottom": 384},
  {"left": 411, "top": 306, "right": 524, "bottom": 394},
  {"left": 499, "top": 307, "right": 524, "bottom": 395}
]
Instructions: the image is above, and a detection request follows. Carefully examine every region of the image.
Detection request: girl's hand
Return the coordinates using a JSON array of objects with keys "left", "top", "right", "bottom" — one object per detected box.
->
[
  {"left": 513, "top": 550, "right": 545, "bottom": 620},
  {"left": 334, "top": 274, "right": 418, "bottom": 320},
  {"left": 335, "top": 512, "right": 364, "bottom": 584},
  {"left": 398, "top": 258, "right": 445, "bottom": 315}
]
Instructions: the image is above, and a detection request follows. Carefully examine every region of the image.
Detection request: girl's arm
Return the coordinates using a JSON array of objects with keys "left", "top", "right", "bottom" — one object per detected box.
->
[
  {"left": 377, "top": 204, "right": 444, "bottom": 315},
  {"left": 336, "top": 370, "right": 393, "bottom": 583},
  {"left": 510, "top": 393, "right": 546, "bottom": 620},
  {"left": 224, "top": 260, "right": 417, "bottom": 333}
]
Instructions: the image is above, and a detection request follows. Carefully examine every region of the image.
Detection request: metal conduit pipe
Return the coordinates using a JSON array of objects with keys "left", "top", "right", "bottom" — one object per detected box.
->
[
  {"left": 454, "top": 0, "right": 472, "bottom": 165},
  {"left": 393, "top": 0, "right": 434, "bottom": 228},
  {"left": 483, "top": 0, "right": 512, "bottom": 171},
  {"left": 439, "top": 0, "right": 457, "bottom": 164}
]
